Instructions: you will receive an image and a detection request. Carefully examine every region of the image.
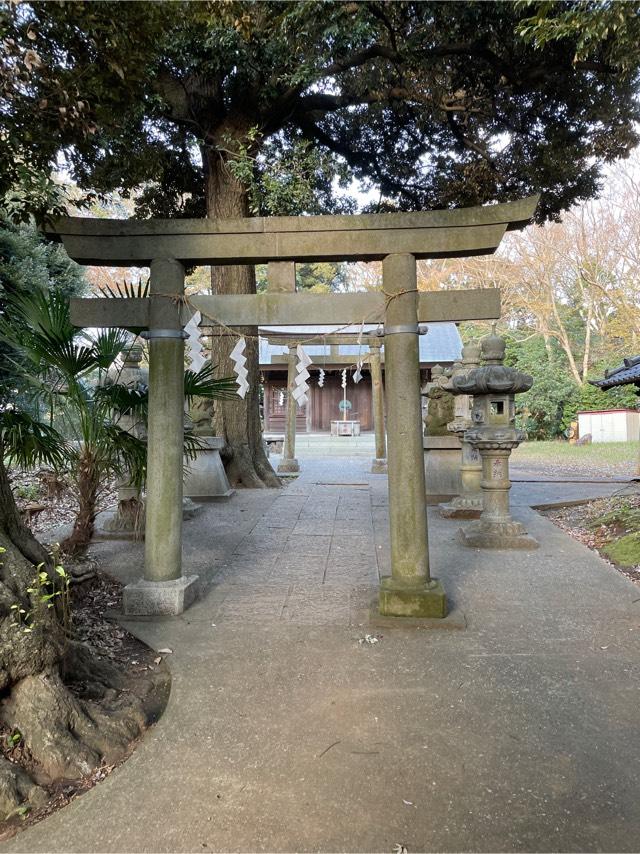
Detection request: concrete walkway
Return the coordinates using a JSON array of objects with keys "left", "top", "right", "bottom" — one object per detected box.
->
[{"left": 6, "top": 457, "right": 640, "bottom": 853}]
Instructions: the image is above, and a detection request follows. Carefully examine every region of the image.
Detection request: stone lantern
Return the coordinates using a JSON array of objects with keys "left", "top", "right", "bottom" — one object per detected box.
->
[
  {"left": 440, "top": 339, "right": 483, "bottom": 518},
  {"left": 101, "top": 341, "right": 148, "bottom": 537},
  {"left": 452, "top": 329, "right": 538, "bottom": 550}
]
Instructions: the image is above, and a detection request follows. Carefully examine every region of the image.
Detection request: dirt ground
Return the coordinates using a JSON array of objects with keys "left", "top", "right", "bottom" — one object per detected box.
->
[{"left": 543, "top": 486, "right": 640, "bottom": 586}]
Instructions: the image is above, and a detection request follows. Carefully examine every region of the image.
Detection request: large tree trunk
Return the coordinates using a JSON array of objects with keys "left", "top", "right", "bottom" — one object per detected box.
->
[
  {"left": 204, "top": 142, "right": 280, "bottom": 488},
  {"left": 0, "top": 458, "right": 146, "bottom": 821}
]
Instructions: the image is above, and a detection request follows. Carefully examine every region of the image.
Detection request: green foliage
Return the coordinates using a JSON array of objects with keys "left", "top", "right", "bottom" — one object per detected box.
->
[
  {"left": 14, "top": 483, "right": 40, "bottom": 501},
  {"left": 517, "top": 1, "right": 640, "bottom": 74},
  {"left": 602, "top": 532, "right": 640, "bottom": 568},
  {"left": 0, "top": 217, "right": 86, "bottom": 413},
  {"left": 2, "top": 2, "right": 639, "bottom": 222},
  {"left": 1, "top": 288, "right": 238, "bottom": 502},
  {"left": 569, "top": 371, "right": 639, "bottom": 417},
  {"left": 255, "top": 261, "right": 346, "bottom": 293},
  {"left": 11, "top": 562, "right": 71, "bottom": 635},
  {"left": 183, "top": 362, "right": 239, "bottom": 405},
  {"left": 227, "top": 133, "right": 355, "bottom": 217},
  {"left": 483, "top": 331, "right": 640, "bottom": 440},
  {"left": 0, "top": 290, "right": 147, "bottom": 501},
  {"left": 504, "top": 334, "right": 578, "bottom": 439},
  {"left": 0, "top": 410, "right": 68, "bottom": 471}
]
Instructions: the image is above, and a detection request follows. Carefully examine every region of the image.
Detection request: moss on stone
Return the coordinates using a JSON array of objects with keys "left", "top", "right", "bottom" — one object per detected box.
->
[{"left": 602, "top": 532, "right": 640, "bottom": 568}]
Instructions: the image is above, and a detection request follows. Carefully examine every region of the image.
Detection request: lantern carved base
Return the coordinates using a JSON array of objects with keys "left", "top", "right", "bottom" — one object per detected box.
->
[
  {"left": 378, "top": 576, "right": 447, "bottom": 619},
  {"left": 439, "top": 493, "right": 483, "bottom": 519},
  {"left": 459, "top": 518, "right": 539, "bottom": 550}
]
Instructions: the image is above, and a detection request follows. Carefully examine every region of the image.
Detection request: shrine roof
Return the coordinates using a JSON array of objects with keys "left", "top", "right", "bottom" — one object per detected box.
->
[
  {"left": 259, "top": 322, "right": 462, "bottom": 365},
  {"left": 589, "top": 355, "right": 640, "bottom": 389}
]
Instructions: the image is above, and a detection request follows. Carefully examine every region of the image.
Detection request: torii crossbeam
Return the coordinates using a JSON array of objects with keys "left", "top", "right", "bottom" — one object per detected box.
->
[{"left": 47, "top": 196, "right": 537, "bottom": 619}]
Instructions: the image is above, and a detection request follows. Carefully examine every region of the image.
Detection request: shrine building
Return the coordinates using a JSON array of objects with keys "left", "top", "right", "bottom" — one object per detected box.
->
[{"left": 259, "top": 322, "right": 462, "bottom": 433}]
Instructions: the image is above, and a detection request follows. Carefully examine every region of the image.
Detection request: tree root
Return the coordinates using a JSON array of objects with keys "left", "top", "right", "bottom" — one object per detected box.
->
[
  {"left": 0, "top": 757, "right": 48, "bottom": 821},
  {"left": 225, "top": 441, "right": 281, "bottom": 488},
  {"left": 0, "top": 668, "right": 146, "bottom": 785}
]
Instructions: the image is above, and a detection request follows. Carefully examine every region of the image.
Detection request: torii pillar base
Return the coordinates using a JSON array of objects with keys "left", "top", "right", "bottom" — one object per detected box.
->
[
  {"left": 378, "top": 577, "right": 447, "bottom": 619},
  {"left": 371, "top": 457, "right": 388, "bottom": 474},
  {"left": 277, "top": 458, "right": 299, "bottom": 474},
  {"left": 123, "top": 575, "right": 200, "bottom": 617}
]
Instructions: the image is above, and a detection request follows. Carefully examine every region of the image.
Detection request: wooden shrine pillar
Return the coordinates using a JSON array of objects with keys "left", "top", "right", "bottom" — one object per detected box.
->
[{"left": 379, "top": 254, "right": 446, "bottom": 618}]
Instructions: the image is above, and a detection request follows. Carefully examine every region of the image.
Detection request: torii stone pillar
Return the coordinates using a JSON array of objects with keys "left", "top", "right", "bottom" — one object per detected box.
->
[
  {"left": 278, "top": 345, "right": 300, "bottom": 474},
  {"left": 123, "top": 258, "right": 198, "bottom": 615},
  {"left": 379, "top": 254, "right": 446, "bottom": 618},
  {"left": 369, "top": 341, "right": 387, "bottom": 474}
]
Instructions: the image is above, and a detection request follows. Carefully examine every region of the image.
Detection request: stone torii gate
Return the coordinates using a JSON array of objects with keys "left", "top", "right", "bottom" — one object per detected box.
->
[{"left": 48, "top": 196, "right": 537, "bottom": 618}]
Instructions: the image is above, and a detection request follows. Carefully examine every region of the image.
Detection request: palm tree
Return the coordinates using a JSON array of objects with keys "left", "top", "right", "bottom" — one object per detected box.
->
[{"left": 0, "top": 288, "right": 237, "bottom": 555}]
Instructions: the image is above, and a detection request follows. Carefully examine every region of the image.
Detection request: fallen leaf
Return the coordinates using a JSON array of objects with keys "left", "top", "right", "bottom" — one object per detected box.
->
[{"left": 157, "top": 648, "right": 173, "bottom": 654}]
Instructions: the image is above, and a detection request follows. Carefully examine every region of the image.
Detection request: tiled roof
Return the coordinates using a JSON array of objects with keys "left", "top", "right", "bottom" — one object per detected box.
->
[
  {"left": 258, "top": 322, "right": 462, "bottom": 365},
  {"left": 590, "top": 355, "right": 640, "bottom": 389}
]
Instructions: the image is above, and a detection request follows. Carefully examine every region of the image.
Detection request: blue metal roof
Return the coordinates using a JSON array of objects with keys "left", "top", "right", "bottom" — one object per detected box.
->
[
  {"left": 590, "top": 355, "right": 640, "bottom": 389},
  {"left": 259, "top": 323, "right": 462, "bottom": 366}
]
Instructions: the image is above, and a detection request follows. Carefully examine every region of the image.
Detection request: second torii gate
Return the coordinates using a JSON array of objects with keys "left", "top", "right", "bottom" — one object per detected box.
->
[{"left": 48, "top": 196, "right": 537, "bottom": 619}]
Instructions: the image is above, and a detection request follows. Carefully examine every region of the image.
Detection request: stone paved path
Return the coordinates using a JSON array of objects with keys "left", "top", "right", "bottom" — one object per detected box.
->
[{"left": 5, "top": 457, "right": 640, "bottom": 853}]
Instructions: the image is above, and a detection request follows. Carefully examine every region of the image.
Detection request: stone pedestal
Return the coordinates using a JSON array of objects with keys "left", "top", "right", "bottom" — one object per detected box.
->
[
  {"left": 439, "top": 437, "right": 483, "bottom": 518},
  {"left": 459, "top": 447, "right": 538, "bottom": 550},
  {"left": 95, "top": 496, "right": 201, "bottom": 541},
  {"left": 379, "top": 576, "right": 447, "bottom": 618},
  {"left": 123, "top": 575, "right": 200, "bottom": 616},
  {"left": 100, "top": 485, "right": 144, "bottom": 538},
  {"left": 423, "top": 435, "right": 462, "bottom": 504},
  {"left": 184, "top": 436, "right": 235, "bottom": 500}
]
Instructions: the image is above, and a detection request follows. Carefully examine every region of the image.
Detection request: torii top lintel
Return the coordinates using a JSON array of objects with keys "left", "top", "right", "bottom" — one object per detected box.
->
[{"left": 47, "top": 196, "right": 538, "bottom": 266}]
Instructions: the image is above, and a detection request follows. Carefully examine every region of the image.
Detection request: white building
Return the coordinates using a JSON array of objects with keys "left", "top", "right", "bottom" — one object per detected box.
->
[{"left": 577, "top": 409, "right": 640, "bottom": 443}]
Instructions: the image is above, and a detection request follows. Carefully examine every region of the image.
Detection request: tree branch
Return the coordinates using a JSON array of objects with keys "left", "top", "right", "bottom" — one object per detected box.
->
[{"left": 295, "top": 114, "right": 424, "bottom": 206}]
